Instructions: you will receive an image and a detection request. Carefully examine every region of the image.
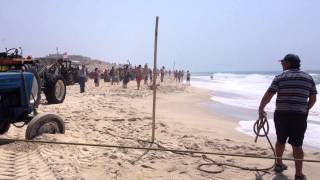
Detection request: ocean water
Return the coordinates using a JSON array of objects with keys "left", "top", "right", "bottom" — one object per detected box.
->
[{"left": 191, "top": 71, "right": 320, "bottom": 149}]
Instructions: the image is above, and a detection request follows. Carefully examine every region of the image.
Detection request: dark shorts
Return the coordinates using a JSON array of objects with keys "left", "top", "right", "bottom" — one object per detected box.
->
[{"left": 274, "top": 111, "right": 308, "bottom": 147}]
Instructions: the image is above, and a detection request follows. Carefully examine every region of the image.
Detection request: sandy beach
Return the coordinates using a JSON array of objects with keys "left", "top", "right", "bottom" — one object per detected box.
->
[{"left": 0, "top": 78, "right": 319, "bottom": 180}]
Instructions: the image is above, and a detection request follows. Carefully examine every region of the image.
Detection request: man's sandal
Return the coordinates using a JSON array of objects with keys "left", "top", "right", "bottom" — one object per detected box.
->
[{"left": 274, "top": 163, "right": 288, "bottom": 173}]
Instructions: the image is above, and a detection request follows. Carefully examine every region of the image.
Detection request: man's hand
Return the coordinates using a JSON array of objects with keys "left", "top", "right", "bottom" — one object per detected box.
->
[
  {"left": 308, "top": 94, "right": 317, "bottom": 111},
  {"left": 258, "top": 109, "right": 266, "bottom": 118},
  {"left": 258, "top": 91, "right": 274, "bottom": 118}
]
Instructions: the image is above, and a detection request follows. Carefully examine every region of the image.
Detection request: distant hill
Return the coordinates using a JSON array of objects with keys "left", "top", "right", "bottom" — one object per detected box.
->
[{"left": 36, "top": 54, "right": 121, "bottom": 72}]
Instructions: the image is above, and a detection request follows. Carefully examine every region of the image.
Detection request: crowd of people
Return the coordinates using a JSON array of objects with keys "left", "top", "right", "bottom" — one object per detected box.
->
[
  {"left": 78, "top": 63, "right": 190, "bottom": 93},
  {"left": 173, "top": 70, "right": 191, "bottom": 84}
]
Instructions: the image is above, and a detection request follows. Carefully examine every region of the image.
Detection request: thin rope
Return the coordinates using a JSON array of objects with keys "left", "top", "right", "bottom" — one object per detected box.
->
[{"left": 0, "top": 137, "right": 319, "bottom": 163}]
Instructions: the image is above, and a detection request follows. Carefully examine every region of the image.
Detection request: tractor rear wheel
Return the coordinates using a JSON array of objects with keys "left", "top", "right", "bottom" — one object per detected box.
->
[
  {"left": 25, "top": 113, "right": 65, "bottom": 140},
  {"left": 0, "top": 122, "right": 10, "bottom": 135},
  {"left": 44, "top": 74, "right": 66, "bottom": 104},
  {"left": 23, "top": 64, "right": 41, "bottom": 107}
]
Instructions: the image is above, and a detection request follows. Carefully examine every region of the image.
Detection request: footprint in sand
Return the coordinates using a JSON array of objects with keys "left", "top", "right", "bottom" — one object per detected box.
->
[
  {"left": 109, "top": 155, "right": 118, "bottom": 159},
  {"left": 141, "top": 164, "right": 155, "bottom": 170},
  {"left": 158, "top": 122, "right": 167, "bottom": 127},
  {"left": 112, "top": 118, "right": 125, "bottom": 122},
  {"left": 160, "top": 130, "right": 167, "bottom": 133},
  {"left": 167, "top": 166, "right": 178, "bottom": 173},
  {"left": 128, "top": 117, "right": 142, "bottom": 121}
]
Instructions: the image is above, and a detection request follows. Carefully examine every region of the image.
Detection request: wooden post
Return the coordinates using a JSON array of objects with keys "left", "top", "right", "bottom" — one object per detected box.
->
[{"left": 152, "top": 16, "right": 159, "bottom": 143}]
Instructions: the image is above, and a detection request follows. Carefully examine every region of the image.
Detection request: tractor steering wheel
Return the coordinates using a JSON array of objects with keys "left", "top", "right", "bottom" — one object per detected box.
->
[{"left": 6, "top": 48, "right": 19, "bottom": 57}]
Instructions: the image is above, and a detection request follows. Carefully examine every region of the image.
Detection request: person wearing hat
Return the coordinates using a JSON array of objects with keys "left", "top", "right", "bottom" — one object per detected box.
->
[{"left": 258, "top": 54, "right": 317, "bottom": 180}]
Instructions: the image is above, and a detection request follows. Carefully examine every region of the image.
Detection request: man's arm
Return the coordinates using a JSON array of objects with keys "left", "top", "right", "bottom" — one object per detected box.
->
[
  {"left": 308, "top": 94, "right": 317, "bottom": 110},
  {"left": 258, "top": 91, "right": 275, "bottom": 115}
]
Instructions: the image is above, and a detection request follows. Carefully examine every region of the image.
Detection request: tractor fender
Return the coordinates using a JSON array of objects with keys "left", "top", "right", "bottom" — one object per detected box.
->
[
  {"left": 23, "top": 64, "right": 41, "bottom": 107},
  {"left": 25, "top": 113, "right": 65, "bottom": 140}
]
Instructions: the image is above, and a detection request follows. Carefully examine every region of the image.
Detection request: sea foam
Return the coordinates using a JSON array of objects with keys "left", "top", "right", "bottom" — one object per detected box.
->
[{"left": 192, "top": 72, "right": 320, "bottom": 149}]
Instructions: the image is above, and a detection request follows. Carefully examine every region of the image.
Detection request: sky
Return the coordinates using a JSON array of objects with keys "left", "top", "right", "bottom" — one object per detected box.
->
[{"left": 1, "top": 0, "right": 320, "bottom": 72}]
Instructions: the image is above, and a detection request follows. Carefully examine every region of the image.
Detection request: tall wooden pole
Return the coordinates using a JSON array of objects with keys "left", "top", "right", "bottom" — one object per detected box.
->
[{"left": 152, "top": 16, "right": 159, "bottom": 143}]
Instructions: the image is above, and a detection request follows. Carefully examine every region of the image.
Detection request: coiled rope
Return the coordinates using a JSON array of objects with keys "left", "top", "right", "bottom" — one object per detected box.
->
[{"left": 196, "top": 113, "right": 276, "bottom": 174}]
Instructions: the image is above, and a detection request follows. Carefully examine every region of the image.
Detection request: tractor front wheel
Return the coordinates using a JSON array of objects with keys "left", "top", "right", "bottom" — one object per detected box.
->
[{"left": 25, "top": 113, "right": 65, "bottom": 140}]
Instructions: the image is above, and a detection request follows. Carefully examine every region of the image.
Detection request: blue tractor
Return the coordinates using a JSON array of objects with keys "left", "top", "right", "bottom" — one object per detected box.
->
[
  {"left": 0, "top": 48, "right": 67, "bottom": 105},
  {"left": 0, "top": 54, "right": 65, "bottom": 139}
]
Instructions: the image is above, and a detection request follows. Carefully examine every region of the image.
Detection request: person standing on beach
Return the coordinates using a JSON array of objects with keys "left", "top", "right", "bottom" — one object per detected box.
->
[
  {"left": 103, "top": 69, "right": 109, "bottom": 82},
  {"left": 114, "top": 69, "right": 120, "bottom": 85},
  {"left": 258, "top": 54, "right": 317, "bottom": 180},
  {"left": 174, "top": 70, "right": 178, "bottom": 82},
  {"left": 109, "top": 66, "right": 115, "bottom": 85},
  {"left": 149, "top": 68, "right": 153, "bottom": 83},
  {"left": 123, "top": 65, "right": 130, "bottom": 88},
  {"left": 143, "top": 64, "right": 148, "bottom": 85},
  {"left": 160, "top": 66, "right": 165, "bottom": 83},
  {"left": 186, "top": 70, "right": 191, "bottom": 85},
  {"left": 136, "top": 65, "right": 142, "bottom": 90},
  {"left": 130, "top": 67, "right": 135, "bottom": 80},
  {"left": 93, "top": 68, "right": 100, "bottom": 87},
  {"left": 181, "top": 70, "right": 184, "bottom": 81},
  {"left": 79, "top": 64, "right": 87, "bottom": 93},
  {"left": 178, "top": 70, "right": 182, "bottom": 81}
]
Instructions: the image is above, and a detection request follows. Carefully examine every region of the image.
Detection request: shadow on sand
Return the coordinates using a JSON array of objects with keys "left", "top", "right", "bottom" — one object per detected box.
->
[{"left": 255, "top": 172, "right": 290, "bottom": 180}]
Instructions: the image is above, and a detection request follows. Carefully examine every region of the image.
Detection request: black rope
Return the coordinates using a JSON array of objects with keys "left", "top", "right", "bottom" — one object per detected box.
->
[
  {"left": 196, "top": 113, "right": 276, "bottom": 174},
  {"left": 0, "top": 137, "right": 319, "bottom": 163}
]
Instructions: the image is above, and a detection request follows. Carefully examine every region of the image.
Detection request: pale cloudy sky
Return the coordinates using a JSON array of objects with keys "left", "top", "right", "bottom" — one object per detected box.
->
[{"left": 1, "top": 0, "right": 319, "bottom": 72}]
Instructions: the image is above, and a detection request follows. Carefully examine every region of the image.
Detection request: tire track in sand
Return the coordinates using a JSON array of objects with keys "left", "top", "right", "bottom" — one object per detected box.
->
[{"left": 0, "top": 148, "right": 57, "bottom": 180}]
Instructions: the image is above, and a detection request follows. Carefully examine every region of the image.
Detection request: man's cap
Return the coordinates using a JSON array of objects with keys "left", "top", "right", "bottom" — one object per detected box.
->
[{"left": 279, "top": 54, "right": 301, "bottom": 64}]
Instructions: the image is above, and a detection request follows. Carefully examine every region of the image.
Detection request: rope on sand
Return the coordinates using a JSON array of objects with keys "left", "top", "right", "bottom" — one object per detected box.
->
[
  {"left": 2, "top": 138, "right": 319, "bottom": 162},
  {"left": 196, "top": 113, "right": 276, "bottom": 174},
  {"left": 1, "top": 114, "right": 319, "bottom": 174}
]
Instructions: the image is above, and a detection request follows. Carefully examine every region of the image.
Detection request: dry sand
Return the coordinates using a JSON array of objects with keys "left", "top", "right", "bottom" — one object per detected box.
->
[{"left": 1, "top": 78, "right": 319, "bottom": 180}]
